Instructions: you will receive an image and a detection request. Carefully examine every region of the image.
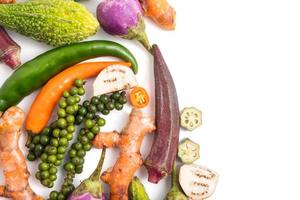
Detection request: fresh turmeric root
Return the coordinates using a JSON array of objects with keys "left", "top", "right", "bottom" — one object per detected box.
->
[
  {"left": 0, "top": 107, "right": 43, "bottom": 200},
  {"left": 93, "top": 108, "right": 155, "bottom": 200},
  {"left": 140, "top": 0, "right": 176, "bottom": 30}
]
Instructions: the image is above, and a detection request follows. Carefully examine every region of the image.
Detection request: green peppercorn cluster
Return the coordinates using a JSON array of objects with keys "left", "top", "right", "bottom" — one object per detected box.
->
[
  {"left": 48, "top": 91, "right": 127, "bottom": 200},
  {"left": 26, "top": 79, "right": 85, "bottom": 188}
]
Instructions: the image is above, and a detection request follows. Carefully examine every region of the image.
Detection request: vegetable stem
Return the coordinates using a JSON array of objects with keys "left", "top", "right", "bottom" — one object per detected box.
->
[{"left": 90, "top": 147, "right": 106, "bottom": 181}]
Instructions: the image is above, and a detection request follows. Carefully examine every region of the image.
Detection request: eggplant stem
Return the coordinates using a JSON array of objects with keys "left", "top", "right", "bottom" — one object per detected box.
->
[
  {"left": 171, "top": 163, "right": 180, "bottom": 189},
  {"left": 90, "top": 147, "right": 106, "bottom": 181}
]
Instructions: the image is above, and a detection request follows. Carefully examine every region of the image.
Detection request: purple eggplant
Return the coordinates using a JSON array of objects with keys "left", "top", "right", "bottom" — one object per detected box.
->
[
  {"left": 67, "top": 148, "right": 107, "bottom": 200},
  {"left": 144, "top": 44, "right": 180, "bottom": 183},
  {"left": 0, "top": 26, "right": 21, "bottom": 69},
  {"left": 97, "top": 0, "right": 151, "bottom": 51}
]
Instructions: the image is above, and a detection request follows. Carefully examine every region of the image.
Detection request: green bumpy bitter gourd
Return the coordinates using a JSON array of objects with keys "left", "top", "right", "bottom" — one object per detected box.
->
[{"left": 0, "top": 0, "right": 99, "bottom": 46}]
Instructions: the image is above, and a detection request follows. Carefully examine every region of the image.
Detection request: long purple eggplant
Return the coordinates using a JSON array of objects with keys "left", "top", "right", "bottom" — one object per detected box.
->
[{"left": 144, "top": 44, "right": 180, "bottom": 183}]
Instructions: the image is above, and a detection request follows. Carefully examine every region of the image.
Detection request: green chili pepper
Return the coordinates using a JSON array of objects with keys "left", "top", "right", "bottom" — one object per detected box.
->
[{"left": 0, "top": 40, "right": 138, "bottom": 112}]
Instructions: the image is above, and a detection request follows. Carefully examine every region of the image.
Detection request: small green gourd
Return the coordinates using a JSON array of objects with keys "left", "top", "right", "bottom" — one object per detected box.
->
[
  {"left": 165, "top": 164, "right": 188, "bottom": 200},
  {"left": 129, "top": 176, "right": 150, "bottom": 200},
  {"left": 0, "top": 0, "right": 99, "bottom": 46}
]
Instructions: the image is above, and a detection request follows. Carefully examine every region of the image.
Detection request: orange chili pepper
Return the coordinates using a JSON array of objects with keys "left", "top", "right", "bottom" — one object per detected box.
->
[{"left": 129, "top": 87, "right": 150, "bottom": 108}]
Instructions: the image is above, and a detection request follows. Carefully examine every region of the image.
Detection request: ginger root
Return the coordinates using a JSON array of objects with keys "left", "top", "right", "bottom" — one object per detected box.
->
[
  {"left": 93, "top": 108, "right": 155, "bottom": 200},
  {"left": 0, "top": 107, "right": 42, "bottom": 200}
]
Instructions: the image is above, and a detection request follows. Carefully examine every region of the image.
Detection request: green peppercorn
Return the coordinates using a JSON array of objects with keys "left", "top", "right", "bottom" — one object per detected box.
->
[
  {"left": 83, "top": 143, "right": 92, "bottom": 151},
  {"left": 57, "top": 193, "right": 65, "bottom": 200},
  {"left": 86, "top": 132, "right": 94, "bottom": 140},
  {"left": 50, "top": 191, "right": 58, "bottom": 200},
  {"left": 85, "top": 112, "right": 94, "bottom": 119},
  {"left": 56, "top": 153, "right": 64, "bottom": 160},
  {"left": 80, "top": 136, "right": 89, "bottom": 144},
  {"left": 91, "top": 96, "right": 100, "bottom": 105},
  {"left": 105, "top": 102, "right": 114, "bottom": 110},
  {"left": 57, "top": 118, "right": 67, "bottom": 128},
  {"left": 52, "top": 129, "right": 60, "bottom": 138},
  {"left": 100, "top": 95, "right": 109, "bottom": 103},
  {"left": 69, "top": 149, "right": 77, "bottom": 158},
  {"left": 101, "top": 109, "right": 110, "bottom": 115},
  {"left": 41, "top": 171, "right": 50, "bottom": 179},
  {"left": 75, "top": 115, "right": 84, "bottom": 125},
  {"left": 59, "top": 130, "right": 67, "bottom": 138},
  {"left": 78, "top": 107, "right": 87, "bottom": 116},
  {"left": 49, "top": 174, "right": 57, "bottom": 181},
  {"left": 71, "top": 157, "right": 81, "bottom": 165},
  {"left": 59, "top": 99, "right": 67, "bottom": 108},
  {"left": 97, "top": 103, "right": 105, "bottom": 112},
  {"left": 39, "top": 162, "right": 49, "bottom": 171},
  {"left": 83, "top": 100, "right": 90, "bottom": 108},
  {"left": 59, "top": 138, "right": 68, "bottom": 146},
  {"left": 97, "top": 118, "right": 106, "bottom": 126},
  {"left": 50, "top": 138, "right": 59, "bottom": 147},
  {"left": 58, "top": 146, "right": 66, "bottom": 154},
  {"left": 41, "top": 153, "right": 48, "bottom": 162},
  {"left": 63, "top": 91, "right": 70, "bottom": 98},
  {"left": 66, "top": 133, "right": 73, "bottom": 141},
  {"left": 78, "top": 88, "right": 85, "bottom": 96},
  {"left": 79, "top": 129, "right": 86, "bottom": 136},
  {"left": 42, "top": 127, "right": 51, "bottom": 135},
  {"left": 34, "top": 144, "right": 43, "bottom": 156},
  {"left": 77, "top": 150, "right": 86, "bottom": 157},
  {"left": 114, "top": 102, "right": 123, "bottom": 110},
  {"left": 32, "top": 135, "right": 40, "bottom": 144},
  {"left": 47, "top": 146, "right": 57, "bottom": 155},
  {"left": 50, "top": 121, "right": 59, "bottom": 129},
  {"left": 119, "top": 96, "right": 127, "bottom": 104},
  {"left": 27, "top": 153, "right": 36, "bottom": 161},
  {"left": 74, "top": 104, "right": 79, "bottom": 112},
  {"left": 54, "top": 160, "right": 62, "bottom": 166},
  {"left": 84, "top": 119, "right": 94, "bottom": 129},
  {"left": 67, "top": 125, "right": 75, "bottom": 133},
  {"left": 57, "top": 108, "right": 66, "bottom": 118},
  {"left": 88, "top": 105, "right": 97, "bottom": 113},
  {"left": 70, "top": 87, "right": 78, "bottom": 96},
  {"left": 40, "top": 135, "right": 49, "bottom": 145},
  {"left": 91, "top": 126, "right": 100, "bottom": 134},
  {"left": 75, "top": 165, "right": 83, "bottom": 173},
  {"left": 112, "top": 92, "right": 121, "bottom": 100},
  {"left": 35, "top": 171, "right": 41, "bottom": 180},
  {"left": 48, "top": 155, "right": 57, "bottom": 163},
  {"left": 66, "top": 106, "right": 75, "bottom": 114},
  {"left": 75, "top": 96, "right": 81, "bottom": 103},
  {"left": 49, "top": 167, "right": 57, "bottom": 174},
  {"left": 73, "top": 142, "right": 82, "bottom": 150},
  {"left": 64, "top": 162, "right": 75, "bottom": 172},
  {"left": 74, "top": 79, "right": 83, "bottom": 87}
]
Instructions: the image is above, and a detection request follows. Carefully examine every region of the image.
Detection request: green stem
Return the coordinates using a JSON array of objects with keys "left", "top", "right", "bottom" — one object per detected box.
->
[
  {"left": 136, "top": 31, "right": 152, "bottom": 53},
  {"left": 171, "top": 163, "right": 180, "bottom": 189},
  {"left": 90, "top": 147, "right": 106, "bottom": 181}
]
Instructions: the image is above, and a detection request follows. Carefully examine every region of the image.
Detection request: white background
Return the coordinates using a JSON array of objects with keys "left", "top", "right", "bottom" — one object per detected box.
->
[{"left": 1, "top": 0, "right": 300, "bottom": 199}]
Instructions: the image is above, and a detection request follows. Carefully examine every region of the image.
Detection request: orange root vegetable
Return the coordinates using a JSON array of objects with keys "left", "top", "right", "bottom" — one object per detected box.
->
[
  {"left": 93, "top": 108, "right": 155, "bottom": 200},
  {"left": 0, "top": 107, "right": 42, "bottom": 200},
  {"left": 140, "top": 0, "right": 176, "bottom": 30},
  {"left": 0, "top": 0, "right": 15, "bottom": 4},
  {"left": 26, "top": 61, "right": 131, "bottom": 134}
]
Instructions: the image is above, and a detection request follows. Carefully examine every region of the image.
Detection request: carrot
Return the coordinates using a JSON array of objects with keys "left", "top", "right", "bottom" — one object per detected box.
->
[
  {"left": 0, "top": 107, "right": 42, "bottom": 200},
  {"left": 140, "top": 0, "right": 176, "bottom": 30},
  {"left": 93, "top": 108, "right": 155, "bottom": 200},
  {"left": 26, "top": 62, "right": 131, "bottom": 134}
]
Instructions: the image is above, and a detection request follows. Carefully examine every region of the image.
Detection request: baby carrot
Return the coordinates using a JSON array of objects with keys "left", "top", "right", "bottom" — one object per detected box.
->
[{"left": 26, "top": 62, "right": 131, "bottom": 134}]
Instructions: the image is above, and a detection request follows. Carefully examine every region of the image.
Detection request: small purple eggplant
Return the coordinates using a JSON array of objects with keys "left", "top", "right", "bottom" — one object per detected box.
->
[
  {"left": 97, "top": 0, "right": 151, "bottom": 52},
  {"left": 68, "top": 148, "right": 107, "bottom": 200}
]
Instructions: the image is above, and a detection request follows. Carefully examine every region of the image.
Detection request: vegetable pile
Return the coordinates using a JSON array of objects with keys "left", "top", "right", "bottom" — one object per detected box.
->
[{"left": 0, "top": 0, "right": 219, "bottom": 199}]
